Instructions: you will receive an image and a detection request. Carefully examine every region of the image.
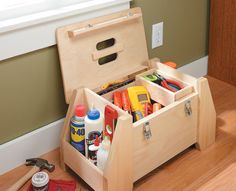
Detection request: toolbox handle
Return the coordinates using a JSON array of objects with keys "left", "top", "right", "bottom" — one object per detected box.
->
[
  {"left": 68, "top": 13, "right": 142, "bottom": 38},
  {"left": 92, "top": 43, "right": 124, "bottom": 61}
]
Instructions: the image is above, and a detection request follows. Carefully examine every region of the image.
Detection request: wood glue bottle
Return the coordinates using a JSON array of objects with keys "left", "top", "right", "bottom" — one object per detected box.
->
[{"left": 84, "top": 108, "right": 103, "bottom": 158}]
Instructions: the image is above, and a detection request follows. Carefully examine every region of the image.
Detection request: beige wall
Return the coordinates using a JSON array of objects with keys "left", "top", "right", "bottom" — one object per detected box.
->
[
  {"left": 0, "top": 1, "right": 209, "bottom": 144},
  {"left": 131, "top": 0, "right": 210, "bottom": 66},
  {"left": 0, "top": 47, "right": 67, "bottom": 144}
]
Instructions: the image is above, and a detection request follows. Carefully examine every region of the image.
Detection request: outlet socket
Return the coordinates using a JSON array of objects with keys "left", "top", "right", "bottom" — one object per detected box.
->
[{"left": 152, "top": 22, "right": 163, "bottom": 49}]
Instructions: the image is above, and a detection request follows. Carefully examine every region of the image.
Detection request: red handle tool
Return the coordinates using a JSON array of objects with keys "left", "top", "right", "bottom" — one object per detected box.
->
[
  {"left": 104, "top": 105, "right": 118, "bottom": 142},
  {"left": 113, "top": 91, "right": 122, "bottom": 109},
  {"left": 121, "top": 90, "right": 131, "bottom": 113}
]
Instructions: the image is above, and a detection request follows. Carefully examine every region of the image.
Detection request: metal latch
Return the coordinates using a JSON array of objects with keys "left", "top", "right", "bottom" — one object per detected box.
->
[
  {"left": 143, "top": 122, "right": 152, "bottom": 140},
  {"left": 185, "top": 100, "right": 192, "bottom": 116}
]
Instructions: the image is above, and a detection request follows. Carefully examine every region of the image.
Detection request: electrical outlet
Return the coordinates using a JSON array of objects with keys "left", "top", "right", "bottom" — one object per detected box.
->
[{"left": 152, "top": 22, "right": 163, "bottom": 49}]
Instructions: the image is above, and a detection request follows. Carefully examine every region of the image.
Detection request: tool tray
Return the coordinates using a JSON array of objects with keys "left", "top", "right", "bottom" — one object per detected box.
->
[{"left": 57, "top": 8, "right": 216, "bottom": 191}]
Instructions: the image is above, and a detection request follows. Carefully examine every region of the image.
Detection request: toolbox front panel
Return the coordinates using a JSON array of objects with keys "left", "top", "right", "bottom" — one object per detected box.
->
[{"left": 132, "top": 93, "right": 198, "bottom": 181}]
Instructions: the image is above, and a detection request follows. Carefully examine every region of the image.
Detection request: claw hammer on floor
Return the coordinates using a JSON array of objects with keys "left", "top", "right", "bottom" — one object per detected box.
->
[{"left": 7, "top": 158, "right": 55, "bottom": 191}]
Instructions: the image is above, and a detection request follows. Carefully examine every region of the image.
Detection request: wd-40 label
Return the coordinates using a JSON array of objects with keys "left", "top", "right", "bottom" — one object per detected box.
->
[{"left": 70, "top": 117, "right": 85, "bottom": 155}]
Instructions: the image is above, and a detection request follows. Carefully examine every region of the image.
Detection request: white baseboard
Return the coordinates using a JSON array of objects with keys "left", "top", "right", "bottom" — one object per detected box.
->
[
  {"left": 0, "top": 56, "right": 208, "bottom": 175},
  {"left": 0, "top": 119, "right": 64, "bottom": 175},
  {"left": 178, "top": 56, "right": 208, "bottom": 78}
]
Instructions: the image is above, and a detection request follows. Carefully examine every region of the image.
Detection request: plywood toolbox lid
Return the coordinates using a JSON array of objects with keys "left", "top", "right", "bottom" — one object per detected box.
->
[{"left": 57, "top": 7, "right": 149, "bottom": 103}]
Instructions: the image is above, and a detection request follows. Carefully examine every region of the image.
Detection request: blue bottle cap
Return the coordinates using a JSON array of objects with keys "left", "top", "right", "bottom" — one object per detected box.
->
[{"left": 87, "top": 109, "right": 100, "bottom": 120}]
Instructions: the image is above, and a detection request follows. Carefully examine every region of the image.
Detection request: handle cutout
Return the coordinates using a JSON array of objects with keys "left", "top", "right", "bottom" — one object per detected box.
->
[
  {"left": 96, "top": 38, "right": 115, "bottom": 50},
  {"left": 98, "top": 53, "right": 117, "bottom": 65}
]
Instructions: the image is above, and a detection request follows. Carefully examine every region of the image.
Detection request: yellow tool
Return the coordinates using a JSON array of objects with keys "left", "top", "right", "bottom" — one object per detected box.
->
[
  {"left": 127, "top": 86, "right": 151, "bottom": 121},
  {"left": 99, "top": 80, "right": 123, "bottom": 91}
]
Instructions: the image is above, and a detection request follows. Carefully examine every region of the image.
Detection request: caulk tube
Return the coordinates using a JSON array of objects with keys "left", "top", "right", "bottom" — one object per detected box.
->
[
  {"left": 97, "top": 132, "right": 111, "bottom": 171},
  {"left": 85, "top": 108, "right": 104, "bottom": 158}
]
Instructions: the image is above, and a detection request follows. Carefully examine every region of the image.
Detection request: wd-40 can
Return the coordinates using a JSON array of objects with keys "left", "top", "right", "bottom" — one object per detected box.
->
[{"left": 70, "top": 105, "right": 86, "bottom": 155}]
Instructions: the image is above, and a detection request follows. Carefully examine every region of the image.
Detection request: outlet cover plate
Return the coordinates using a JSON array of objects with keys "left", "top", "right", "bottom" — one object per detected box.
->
[{"left": 152, "top": 22, "right": 163, "bottom": 49}]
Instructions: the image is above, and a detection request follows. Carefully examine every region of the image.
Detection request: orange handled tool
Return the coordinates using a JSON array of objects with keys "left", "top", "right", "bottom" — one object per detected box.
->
[
  {"left": 163, "top": 61, "right": 177, "bottom": 69},
  {"left": 113, "top": 91, "right": 122, "bottom": 109},
  {"left": 121, "top": 90, "right": 131, "bottom": 113},
  {"left": 153, "top": 103, "right": 162, "bottom": 112},
  {"left": 144, "top": 103, "right": 153, "bottom": 116}
]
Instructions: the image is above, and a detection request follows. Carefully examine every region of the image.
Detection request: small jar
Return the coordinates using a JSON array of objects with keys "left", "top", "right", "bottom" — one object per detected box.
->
[{"left": 31, "top": 172, "right": 49, "bottom": 191}]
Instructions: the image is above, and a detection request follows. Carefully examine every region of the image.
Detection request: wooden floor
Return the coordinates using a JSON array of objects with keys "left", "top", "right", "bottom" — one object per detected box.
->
[{"left": 1, "top": 76, "right": 236, "bottom": 191}]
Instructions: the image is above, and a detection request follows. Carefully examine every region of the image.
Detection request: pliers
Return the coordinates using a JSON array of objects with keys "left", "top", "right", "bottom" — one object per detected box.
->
[{"left": 155, "top": 74, "right": 184, "bottom": 92}]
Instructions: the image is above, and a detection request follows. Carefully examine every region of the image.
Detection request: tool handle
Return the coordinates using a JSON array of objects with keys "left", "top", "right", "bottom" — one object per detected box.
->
[
  {"left": 113, "top": 91, "right": 122, "bottom": 109},
  {"left": 121, "top": 90, "right": 131, "bottom": 113},
  {"left": 7, "top": 166, "right": 39, "bottom": 191}
]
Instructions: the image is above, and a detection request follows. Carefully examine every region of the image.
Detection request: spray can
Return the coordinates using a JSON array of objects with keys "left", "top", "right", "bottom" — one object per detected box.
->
[{"left": 70, "top": 104, "right": 86, "bottom": 156}]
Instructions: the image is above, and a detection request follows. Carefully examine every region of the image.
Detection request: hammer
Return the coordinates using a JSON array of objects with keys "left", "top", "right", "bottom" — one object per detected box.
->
[{"left": 7, "top": 158, "right": 55, "bottom": 191}]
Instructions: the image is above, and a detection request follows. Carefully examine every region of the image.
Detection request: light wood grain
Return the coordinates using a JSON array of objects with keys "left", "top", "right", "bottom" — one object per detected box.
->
[
  {"left": 155, "top": 61, "right": 198, "bottom": 86},
  {"left": 92, "top": 43, "right": 124, "bottom": 61},
  {"left": 133, "top": 93, "right": 198, "bottom": 181},
  {"left": 6, "top": 165, "right": 39, "bottom": 191},
  {"left": 68, "top": 13, "right": 142, "bottom": 38},
  {"left": 63, "top": 140, "right": 104, "bottom": 191},
  {"left": 135, "top": 67, "right": 195, "bottom": 106},
  {"left": 84, "top": 88, "right": 126, "bottom": 116},
  {"left": 57, "top": 6, "right": 216, "bottom": 188},
  {"left": 196, "top": 163, "right": 236, "bottom": 191},
  {"left": 60, "top": 88, "right": 86, "bottom": 169},
  {"left": 104, "top": 115, "right": 133, "bottom": 191},
  {"left": 60, "top": 87, "right": 133, "bottom": 191},
  {"left": 136, "top": 75, "right": 175, "bottom": 106},
  {"left": 196, "top": 78, "right": 216, "bottom": 150},
  {"left": 57, "top": 7, "right": 149, "bottom": 103},
  {"left": 58, "top": 64, "right": 216, "bottom": 190}
]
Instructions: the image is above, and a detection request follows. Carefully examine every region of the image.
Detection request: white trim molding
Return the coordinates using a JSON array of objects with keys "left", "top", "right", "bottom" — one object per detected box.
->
[
  {"left": 0, "top": 119, "right": 64, "bottom": 175},
  {"left": 0, "top": 0, "right": 131, "bottom": 61},
  {"left": 0, "top": 56, "right": 208, "bottom": 175},
  {"left": 178, "top": 56, "right": 208, "bottom": 78}
]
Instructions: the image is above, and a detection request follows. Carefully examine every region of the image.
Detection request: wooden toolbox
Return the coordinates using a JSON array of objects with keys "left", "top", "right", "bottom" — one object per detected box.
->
[{"left": 57, "top": 8, "right": 216, "bottom": 191}]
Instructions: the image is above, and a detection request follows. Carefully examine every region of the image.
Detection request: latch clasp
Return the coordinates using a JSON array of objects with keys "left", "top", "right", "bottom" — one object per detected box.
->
[
  {"left": 143, "top": 122, "right": 152, "bottom": 140},
  {"left": 185, "top": 100, "right": 192, "bottom": 116}
]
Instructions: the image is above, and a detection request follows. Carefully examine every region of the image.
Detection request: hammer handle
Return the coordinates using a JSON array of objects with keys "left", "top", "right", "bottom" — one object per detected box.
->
[{"left": 7, "top": 166, "right": 39, "bottom": 191}]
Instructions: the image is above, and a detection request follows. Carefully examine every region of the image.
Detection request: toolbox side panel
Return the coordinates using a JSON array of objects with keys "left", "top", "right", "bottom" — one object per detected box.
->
[
  {"left": 63, "top": 140, "right": 105, "bottom": 191},
  {"left": 132, "top": 94, "right": 198, "bottom": 181}
]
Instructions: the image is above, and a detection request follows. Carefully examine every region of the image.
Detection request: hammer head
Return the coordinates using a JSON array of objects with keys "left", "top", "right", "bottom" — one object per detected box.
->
[{"left": 26, "top": 158, "right": 55, "bottom": 172}]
